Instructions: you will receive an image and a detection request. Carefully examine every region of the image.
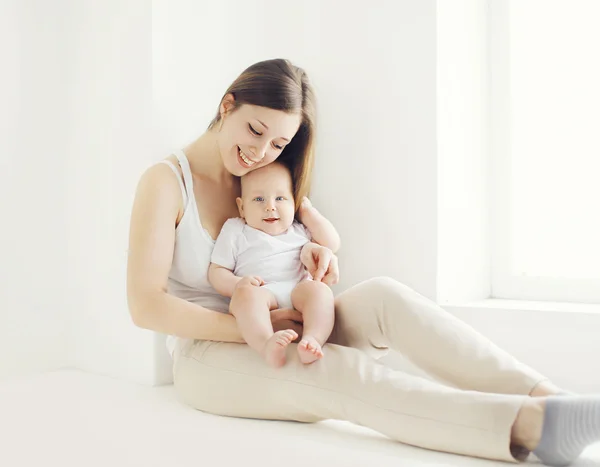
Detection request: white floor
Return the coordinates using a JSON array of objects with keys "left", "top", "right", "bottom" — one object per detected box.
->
[{"left": 1, "top": 370, "right": 599, "bottom": 467}]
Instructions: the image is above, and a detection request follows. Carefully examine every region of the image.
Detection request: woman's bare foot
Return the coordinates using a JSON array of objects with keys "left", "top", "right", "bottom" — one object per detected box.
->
[
  {"left": 511, "top": 397, "right": 546, "bottom": 452},
  {"left": 263, "top": 330, "right": 298, "bottom": 368},
  {"left": 297, "top": 336, "right": 324, "bottom": 364}
]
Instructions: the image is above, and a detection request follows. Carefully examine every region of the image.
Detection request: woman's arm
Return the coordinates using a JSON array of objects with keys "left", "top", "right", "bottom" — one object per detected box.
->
[
  {"left": 297, "top": 197, "right": 341, "bottom": 253},
  {"left": 126, "top": 163, "right": 244, "bottom": 343}
]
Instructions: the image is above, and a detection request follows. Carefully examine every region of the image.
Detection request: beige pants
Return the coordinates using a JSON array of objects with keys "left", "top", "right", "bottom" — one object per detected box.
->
[{"left": 173, "top": 277, "right": 549, "bottom": 463}]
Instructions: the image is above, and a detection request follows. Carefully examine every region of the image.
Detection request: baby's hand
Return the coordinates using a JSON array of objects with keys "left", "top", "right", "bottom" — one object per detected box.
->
[
  {"left": 300, "top": 196, "right": 313, "bottom": 211},
  {"left": 235, "top": 275, "right": 264, "bottom": 290}
]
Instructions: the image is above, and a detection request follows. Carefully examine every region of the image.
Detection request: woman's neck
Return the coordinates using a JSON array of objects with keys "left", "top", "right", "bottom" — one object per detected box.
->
[{"left": 184, "top": 130, "right": 234, "bottom": 184}]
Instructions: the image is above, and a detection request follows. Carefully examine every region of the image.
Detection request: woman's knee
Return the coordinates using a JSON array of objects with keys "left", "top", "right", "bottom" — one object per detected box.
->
[
  {"left": 334, "top": 276, "right": 415, "bottom": 315},
  {"left": 350, "top": 276, "right": 408, "bottom": 296},
  {"left": 365, "top": 276, "right": 397, "bottom": 289}
]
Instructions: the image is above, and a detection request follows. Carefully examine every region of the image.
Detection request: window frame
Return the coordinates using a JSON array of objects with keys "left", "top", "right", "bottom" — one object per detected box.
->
[{"left": 489, "top": 0, "right": 600, "bottom": 304}]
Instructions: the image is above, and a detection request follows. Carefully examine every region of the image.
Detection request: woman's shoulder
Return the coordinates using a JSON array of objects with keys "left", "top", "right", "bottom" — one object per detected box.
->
[
  {"left": 133, "top": 158, "right": 186, "bottom": 222},
  {"left": 138, "top": 157, "right": 182, "bottom": 192}
]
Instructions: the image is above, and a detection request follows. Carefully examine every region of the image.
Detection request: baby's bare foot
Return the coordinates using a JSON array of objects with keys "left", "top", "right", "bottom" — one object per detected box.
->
[
  {"left": 297, "top": 336, "right": 324, "bottom": 364},
  {"left": 263, "top": 330, "right": 298, "bottom": 368}
]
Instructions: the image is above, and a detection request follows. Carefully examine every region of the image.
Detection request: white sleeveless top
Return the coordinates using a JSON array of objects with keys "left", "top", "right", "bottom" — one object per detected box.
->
[{"left": 158, "top": 150, "right": 230, "bottom": 356}]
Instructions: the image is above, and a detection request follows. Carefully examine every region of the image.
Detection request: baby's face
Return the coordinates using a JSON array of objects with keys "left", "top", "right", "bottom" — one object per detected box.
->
[{"left": 237, "top": 163, "right": 296, "bottom": 236}]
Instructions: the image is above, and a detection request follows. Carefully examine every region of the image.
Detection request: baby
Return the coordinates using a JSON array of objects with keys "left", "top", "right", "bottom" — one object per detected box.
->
[{"left": 208, "top": 162, "right": 339, "bottom": 368}]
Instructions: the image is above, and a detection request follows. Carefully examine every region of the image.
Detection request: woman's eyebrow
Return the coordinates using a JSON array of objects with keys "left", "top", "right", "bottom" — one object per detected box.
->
[{"left": 257, "top": 119, "right": 290, "bottom": 142}]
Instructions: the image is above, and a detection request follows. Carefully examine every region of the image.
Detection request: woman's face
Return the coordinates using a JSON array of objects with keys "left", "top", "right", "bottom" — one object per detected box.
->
[{"left": 217, "top": 96, "right": 302, "bottom": 177}]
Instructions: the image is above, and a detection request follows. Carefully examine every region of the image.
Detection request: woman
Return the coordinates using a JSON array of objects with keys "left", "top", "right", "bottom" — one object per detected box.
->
[{"left": 127, "top": 59, "right": 598, "bottom": 466}]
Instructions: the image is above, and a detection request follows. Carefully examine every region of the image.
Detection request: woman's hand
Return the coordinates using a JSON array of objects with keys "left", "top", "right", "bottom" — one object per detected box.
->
[
  {"left": 300, "top": 242, "right": 340, "bottom": 286},
  {"left": 270, "top": 308, "right": 303, "bottom": 341},
  {"left": 270, "top": 307, "right": 303, "bottom": 323}
]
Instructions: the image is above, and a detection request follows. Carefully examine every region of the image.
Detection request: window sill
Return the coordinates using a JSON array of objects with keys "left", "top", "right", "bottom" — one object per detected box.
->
[{"left": 443, "top": 298, "right": 600, "bottom": 315}]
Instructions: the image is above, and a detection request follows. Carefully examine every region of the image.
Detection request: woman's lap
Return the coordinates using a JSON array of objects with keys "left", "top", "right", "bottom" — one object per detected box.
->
[
  {"left": 172, "top": 276, "right": 395, "bottom": 419},
  {"left": 172, "top": 330, "right": 526, "bottom": 463},
  {"left": 171, "top": 276, "right": 542, "bottom": 462},
  {"left": 173, "top": 337, "right": 347, "bottom": 422}
]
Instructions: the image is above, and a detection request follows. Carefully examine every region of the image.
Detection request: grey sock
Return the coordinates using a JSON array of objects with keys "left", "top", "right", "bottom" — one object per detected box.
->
[{"left": 533, "top": 395, "right": 600, "bottom": 466}]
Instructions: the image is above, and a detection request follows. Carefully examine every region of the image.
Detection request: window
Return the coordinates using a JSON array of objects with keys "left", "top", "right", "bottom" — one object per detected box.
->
[{"left": 490, "top": 0, "right": 600, "bottom": 303}]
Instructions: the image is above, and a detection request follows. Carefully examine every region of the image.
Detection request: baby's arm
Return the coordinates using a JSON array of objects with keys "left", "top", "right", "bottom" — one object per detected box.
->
[
  {"left": 209, "top": 218, "right": 248, "bottom": 297},
  {"left": 297, "top": 197, "right": 341, "bottom": 253},
  {"left": 208, "top": 263, "right": 244, "bottom": 298}
]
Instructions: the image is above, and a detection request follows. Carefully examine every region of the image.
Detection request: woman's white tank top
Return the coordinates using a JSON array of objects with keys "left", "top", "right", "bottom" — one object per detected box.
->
[{"left": 157, "top": 150, "right": 230, "bottom": 356}]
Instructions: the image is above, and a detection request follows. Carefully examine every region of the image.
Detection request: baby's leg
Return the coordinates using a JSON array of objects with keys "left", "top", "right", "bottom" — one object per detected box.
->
[
  {"left": 291, "top": 280, "right": 335, "bottom": 364},
  {"left": 230, "top": 285, "right": 297, "bottom": 368}
]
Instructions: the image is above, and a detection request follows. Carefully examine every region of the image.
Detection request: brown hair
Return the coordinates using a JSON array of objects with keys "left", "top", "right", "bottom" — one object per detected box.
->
[{"left": 209, "top": 59, "right": 316, "bottom": 212}]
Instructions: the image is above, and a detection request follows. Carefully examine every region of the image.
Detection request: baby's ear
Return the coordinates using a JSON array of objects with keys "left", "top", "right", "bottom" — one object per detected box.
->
[{"left": 236, "top": 197, "right": 244, "bottom": 217}]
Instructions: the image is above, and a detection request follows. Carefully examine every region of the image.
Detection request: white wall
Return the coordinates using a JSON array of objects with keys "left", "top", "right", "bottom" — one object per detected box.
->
[
  {"left": 0, "top": 0, "right": 70, "bottom": 379},
  {"left": 436, "top": 0, "right": 491, "bottom": 304},
  {"left": 65, "top": 0, "right": 157, "bottom": 385},
  {"left": 0, "top": 0, "right": 156, "bottom": 384},
  {"left": 3, "top": 1, "right": 593, "bottom": 391},
  {"left": 152, "top": 0, "right": 439, "bottom": 297},
  {"left": 1, "top": 0, "right": 440, "bottom": 385}
]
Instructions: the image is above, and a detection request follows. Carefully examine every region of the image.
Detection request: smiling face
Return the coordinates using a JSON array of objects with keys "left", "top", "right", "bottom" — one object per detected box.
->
[
  {"left": 236, "top": 163, "right": 296, "bottom": 236},
  {"left": 217, "top": 95, "right": 302, "bottom": 178}
]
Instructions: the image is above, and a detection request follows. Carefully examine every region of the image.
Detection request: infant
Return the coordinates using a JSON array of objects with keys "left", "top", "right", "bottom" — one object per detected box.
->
[{"left": 208, "top": 162, "right": 339, "bottom": 367}]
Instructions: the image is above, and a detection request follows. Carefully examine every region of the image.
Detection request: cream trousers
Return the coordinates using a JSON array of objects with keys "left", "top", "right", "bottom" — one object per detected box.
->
[{"left": 173, "top": 277, "right": 549, "bottom": 463}]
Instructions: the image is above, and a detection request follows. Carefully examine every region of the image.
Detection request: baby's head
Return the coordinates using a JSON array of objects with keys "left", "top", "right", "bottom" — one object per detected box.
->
[{"left": 237, "top": 162, "right": 296, "bottom": 236}]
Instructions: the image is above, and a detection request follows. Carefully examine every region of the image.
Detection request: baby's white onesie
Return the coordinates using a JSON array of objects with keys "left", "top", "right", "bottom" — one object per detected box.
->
[{"left": 211, "top": 217, "right": 312, "bottom": 308}]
